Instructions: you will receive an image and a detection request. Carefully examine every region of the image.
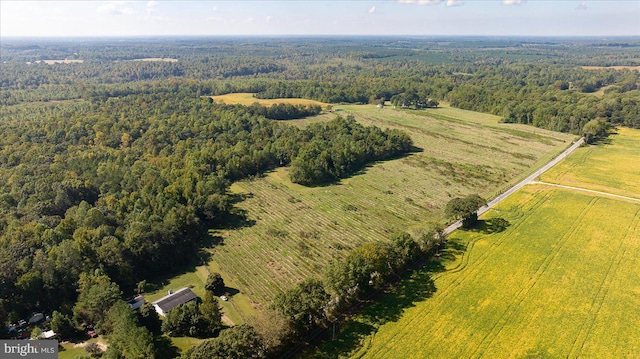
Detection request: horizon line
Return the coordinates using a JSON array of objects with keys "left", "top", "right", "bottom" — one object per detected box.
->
[{"left": 3, "top": 34, "right": 640, "bottom": 40}]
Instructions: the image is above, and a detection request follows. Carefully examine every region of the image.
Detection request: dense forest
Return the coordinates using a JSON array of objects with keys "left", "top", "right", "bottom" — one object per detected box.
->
[
  {"left": 2, "top": 37, "right": 639, "bottom": 130},
  {"left": 1, "top": 36, "right": 639, "bottom": 357},
  {"left": 0, "top": 92, "right": 411, "bottom": 307}
]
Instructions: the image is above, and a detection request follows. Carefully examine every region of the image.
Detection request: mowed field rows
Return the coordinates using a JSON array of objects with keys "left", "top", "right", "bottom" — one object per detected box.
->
[
  {"left": 209, "top": 103, "right": 575, "bottom": 308},
  {"left": 350, "top": 127, "right": 640, "bottom": 358}
]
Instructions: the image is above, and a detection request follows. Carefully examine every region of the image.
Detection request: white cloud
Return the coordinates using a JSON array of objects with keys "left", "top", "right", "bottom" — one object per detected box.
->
[
  {"left": 397, "top": 0, "right": 443, "bottom": 5},
  {"left": 502, "top": 0, "right": 526, "bottom": 5},
  {"left": 243, "top": 17, "right": 254, "bottom": 24},
  {"left": 97, "top": 4, "right": 117, "bottom": 15},
  {"left": 266, "top": 15, "right": 272, "bottom": 22},
  {"left": 576, "top": 2, "right": 587, "bottom": 10},
  {"left": 97, "top": 2, "right": 136, "bottom": 16},
  {"left": 146, "top": 0, "right": 159, "bottom": 15},
  {"left": 368, "top": 6, "right": 376, "bottom": 14},
  {"left": 446, "top": 0, "right": 463, "bottom": 6}
]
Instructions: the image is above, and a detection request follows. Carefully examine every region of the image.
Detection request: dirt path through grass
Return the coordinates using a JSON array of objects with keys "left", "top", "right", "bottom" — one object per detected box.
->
[{"left": 530, "top": 181, "right": 640, "bottom": 203}]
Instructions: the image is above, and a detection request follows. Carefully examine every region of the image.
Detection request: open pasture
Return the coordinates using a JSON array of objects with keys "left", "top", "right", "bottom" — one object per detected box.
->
[
  {"left": 350, "top": 184, "right": 640, "bottom": 358},
  {"left": 581, "top": 65, "right": 640, "bottom": 71},
  {"left": 210, "top": 105, "right": 574, "bottom": 308},
  {"left": 337, "top": 127, "right": 640, "bottom": 358},
  {"left": 209, "top": 92, "right": 327, "bottom": 107},
  {"left": 144, "top": 262, "right": 255, "bottom": 327},
  {"left": 131, "top": 57, "right": 178, "bottom": 62},
  {"left": 27, "top": 59, "right": 84, "bottom": 64},
  {"left": 541, "top": 127, "right": 640, "bottom": 199}
]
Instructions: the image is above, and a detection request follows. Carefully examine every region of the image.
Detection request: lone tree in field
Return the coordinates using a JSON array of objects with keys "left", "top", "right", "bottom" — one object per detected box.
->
[
  {"left": 581, "top": 118, "right": 610, "bottom": 144},
  {"left": 205, "top": 273, "right": 225, "bottom": 295},
  {"left": 445, "top": 194, "right": 486, "bottom": 228}
]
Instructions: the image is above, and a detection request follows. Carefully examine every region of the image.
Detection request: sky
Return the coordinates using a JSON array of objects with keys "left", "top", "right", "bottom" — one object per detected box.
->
[{"left": 1, "top": 0, "right": 639, "bottom": 37}]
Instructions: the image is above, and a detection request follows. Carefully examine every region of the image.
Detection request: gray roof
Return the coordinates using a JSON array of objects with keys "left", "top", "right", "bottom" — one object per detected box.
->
[
  {"left": 152, "top": 288, "right": 197, "bottom": 313},
  {"left": 127, "top": 295, "right": 144, "bottom": 305}
]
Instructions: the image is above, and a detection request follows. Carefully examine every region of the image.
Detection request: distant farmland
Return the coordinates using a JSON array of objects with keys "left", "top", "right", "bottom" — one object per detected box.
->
[
  {"left": 342, "top": 127, "right": 640, "bottom": 358},
  {"left": 209, "top": 92, "right": 327, "bottom": 107},
  {"left": 541, "top": 127, "right": 640, "bottom": 200},
  {"left": 208, "top": 104, "right": 575, "bottom": 309},
  {"left": 581, "top": 65, "right": 640, "bottom": 71}
]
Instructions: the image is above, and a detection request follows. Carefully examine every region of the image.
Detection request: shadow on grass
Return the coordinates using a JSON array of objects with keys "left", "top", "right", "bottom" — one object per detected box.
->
[
  {"left": 312, "top": 267, "right": 436, "bottom": 358},
  {"left": 424, "top": 240, "right": 468, "bottom": 273},
  {"left": 154, "top": 336, "right": 181, "bottom": 359},
  {"left": 214, "top": 202, "right": 256, "bottom": 231},
  {"left": 474, "top": 217, "right": 511, "bottom": 234},
  {"left": 223, "top": 287, "right": 240, "bottom": 297},
  {"left": 297, "top": 146, "right": 425, "bottom": 188},
  {"left": 142, "top": 189, "right": 260, "bottom": 297},
  {"left": 144, "top": 252, "right": 209, "bottom": 294}
]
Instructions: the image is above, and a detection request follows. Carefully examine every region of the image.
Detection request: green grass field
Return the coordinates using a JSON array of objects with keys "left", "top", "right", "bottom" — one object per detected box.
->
[
  {"left": 541, "top": 127, "right": 640, "bottom": 199},
  {"left": 330, "top": 127, "right": 640, "bottom": 359},
  {"left": 144, "top": 261, "right": 256, "bottom": 326},
  {"left": 59, "top": 338, "right": 107, "bottom": 359},
  {"left": 209, "top": 104, "right": 575, "bottom": 310},
  {"left": 209, "top": 93, "right": 328, "bottom": 107}
]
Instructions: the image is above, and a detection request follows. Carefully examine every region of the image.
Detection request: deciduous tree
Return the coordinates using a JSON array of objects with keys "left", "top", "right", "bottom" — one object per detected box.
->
[
  {"left": 73, "top": 272, "right": 122, "bottom": 327},
  {"left": 205, "top": 273, "right": 225, "bottom": 295},
  {"left": 181, "top": 325, "right": 265, "bottom": 359},
  {"left": 273, "top": 278, "right": 329, "bottom": 336},
  {"left": 445, "top": 194, "right": 486, "bottom": 228}
]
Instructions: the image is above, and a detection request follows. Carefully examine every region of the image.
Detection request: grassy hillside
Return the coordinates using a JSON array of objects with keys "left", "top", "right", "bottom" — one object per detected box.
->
[
  {"left": 208, "top": 104, "right": 575, "bottom": 310},
  {"left": 332, "top": 127, "right": 640, "bottom": 358}
]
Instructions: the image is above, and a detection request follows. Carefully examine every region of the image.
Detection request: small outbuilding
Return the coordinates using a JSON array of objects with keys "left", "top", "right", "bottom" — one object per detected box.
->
[
  {"left": 28, "top": 313, "right": 44, "bottom": 324},
  {"left": 127, "top": 295, "right": 145, "bottom": 310},
  {"left": 152, "top": 288, "right": 198, "bottom": 316}
]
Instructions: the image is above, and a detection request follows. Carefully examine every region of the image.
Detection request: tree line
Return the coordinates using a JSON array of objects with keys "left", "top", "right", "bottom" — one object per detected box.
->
[
  {"left": 243, "top": 102, "right": 322, "bottom": 120},
  {"left": 1, "top": 36, "right": 639, "bottom": 357},
  {"left": 0, "top": 93, "right": 411, "bottom": 341},
  {"left": 268, "top": 225, "right": 445, "bottom": 355},
  {"left": 2, "top": 37, "right": 638, "bottom": 132}
]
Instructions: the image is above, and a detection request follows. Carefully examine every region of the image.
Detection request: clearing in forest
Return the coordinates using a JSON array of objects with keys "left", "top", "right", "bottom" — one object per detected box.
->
[
  {"left": 208, "top": 104, "right": 575, "bottom": 310},
  {"left": 581, "top": 65, "right": 640, "bottom": 71},
  {"left": 131, "top": 57, "right": 178, "bottom": 62},
  {"left": 209, "top": 92, "right": 327, "bottom": 107},
  {"left": 342, "top": 127, "right": 640, "bottom": 359}
]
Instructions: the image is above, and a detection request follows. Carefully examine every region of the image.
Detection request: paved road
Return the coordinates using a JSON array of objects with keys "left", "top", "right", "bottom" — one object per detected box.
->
[{"left": 442, "top": 137, "right": 585, "bottom": 235}]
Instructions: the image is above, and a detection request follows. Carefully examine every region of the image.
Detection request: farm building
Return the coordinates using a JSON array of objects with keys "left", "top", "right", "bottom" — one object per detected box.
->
[
  {"left": 126, "top": 295, "right": 145, "bottom": 310},
  {"left": 151, "top": 288, "right": 197, "bottom": 316}
]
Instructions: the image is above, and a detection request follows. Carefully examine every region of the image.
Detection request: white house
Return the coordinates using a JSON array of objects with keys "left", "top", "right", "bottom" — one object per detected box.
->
[{"left": 151, "top": 288, "right": 197, "bottom": 316}]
